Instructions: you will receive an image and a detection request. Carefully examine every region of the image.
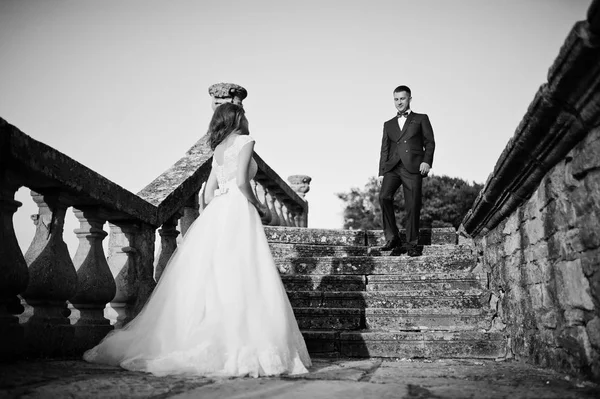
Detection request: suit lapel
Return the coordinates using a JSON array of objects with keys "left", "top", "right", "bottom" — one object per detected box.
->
[{"left": 399, "top": 112, "right": 416, "bottom": 141}]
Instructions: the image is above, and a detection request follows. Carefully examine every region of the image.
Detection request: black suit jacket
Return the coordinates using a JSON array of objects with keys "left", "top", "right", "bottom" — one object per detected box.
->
[{"left": 379, "top": 111, "right": 435, "bottom": 175}]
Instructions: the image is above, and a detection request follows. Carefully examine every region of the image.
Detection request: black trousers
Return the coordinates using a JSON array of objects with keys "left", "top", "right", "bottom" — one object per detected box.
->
[{"left": 379, "top": 162, "right": 423, "bottom": 245}]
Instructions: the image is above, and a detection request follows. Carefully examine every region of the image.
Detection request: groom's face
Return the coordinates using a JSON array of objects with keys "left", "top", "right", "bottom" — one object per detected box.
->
[{"left": 394, "top": 91, "right": 411, "bottom": 113}]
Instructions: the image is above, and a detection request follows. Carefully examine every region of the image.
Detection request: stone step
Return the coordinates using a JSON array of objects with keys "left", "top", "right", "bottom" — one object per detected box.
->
[
  {"left": 270, "top": 243, "right": 472, "bottom": 258},
  {"left": 366, "top": 275, "right": 481, "bottom": 291},
  {"left": 264, "top": 226, "right": 366, "bottom": 247},
  {"left": 276, "top": 253, "right": 475, "bottom": 275},
  {"left": 293, "top": 307, "right": 493, "bottom": 331},
  {"left": 301, "top": 330, "right": 506, "bottom": 359},
  {"left": 294, "top": 308, "right": 362, "bottom": 330},
  {"left": 282, "top": 275, "right": 367, "bottom": 292},
  {"left": 281, "top": 273, "right": 482, "bottom": 292},
  {"left": 364, "top": 308, "right": 493, "bottom": 331},
  {"left": 264, "top": 226, "right": 457, "bottom": 246},
  {"left": 339, "top": 331, "right": 506, "bottom": 358},
  {"left": 366, "top": 228, "right": 458, "bottom": 246},
  {"left": 287, "top": 290, "right": 485, "bottom": 309}
]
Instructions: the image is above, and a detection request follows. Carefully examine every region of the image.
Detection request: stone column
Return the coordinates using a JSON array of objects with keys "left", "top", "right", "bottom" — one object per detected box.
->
[
  {"left": 69, "top": 207, "right": 116, "bottom": 353},
  {"left": 0, "top": 178, "right": 28, "bottom": 359},
  {"left": 155, "top": 214, "right": 181, "bottom": 282},
  {"left": 180, "top": 191, "right": 199, "bottom": 237},
  {"left": 21, "top": 190, "right": 78, "bottom": 357},
  {"left": 265, "top": 190, "right": 280, "bottom": 226},
  {"left": 106, "top": 222, "right": 139, "bottom": 328}
]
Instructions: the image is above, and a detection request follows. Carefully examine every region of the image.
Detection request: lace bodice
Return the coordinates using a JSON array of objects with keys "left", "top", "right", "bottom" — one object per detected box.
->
[{"left": 212, "top": 134, "right": 257, "bottom": 193}]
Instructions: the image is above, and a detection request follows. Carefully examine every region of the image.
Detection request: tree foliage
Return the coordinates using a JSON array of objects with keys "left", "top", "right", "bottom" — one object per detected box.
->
[{"left": 337, "top": 175, "right": 483, "bottom": 230}]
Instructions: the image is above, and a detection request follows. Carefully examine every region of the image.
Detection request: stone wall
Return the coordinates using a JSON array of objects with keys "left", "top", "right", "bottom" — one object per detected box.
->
[
  {"left": 460, "top": 0, "right": 600, "bottom": 380},
  {"left": 475, "top": 127, "right": 600, "bottom": 379}
]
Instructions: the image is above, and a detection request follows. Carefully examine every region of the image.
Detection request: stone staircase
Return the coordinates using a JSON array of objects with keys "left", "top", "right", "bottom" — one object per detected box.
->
[{"left": 265, "top": 226, "right": 506, "bottom": 359}]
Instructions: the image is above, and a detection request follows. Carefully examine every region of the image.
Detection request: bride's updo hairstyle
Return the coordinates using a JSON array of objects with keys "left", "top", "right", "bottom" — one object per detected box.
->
[{"left": 208, "top": 103, "right": 249, "bottom": 150}]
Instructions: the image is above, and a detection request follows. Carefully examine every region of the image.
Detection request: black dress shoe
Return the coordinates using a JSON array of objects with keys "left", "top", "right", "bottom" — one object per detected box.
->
[
  {"left": 380, "top": 237, "right": 400, "bottom": 251},
  {"left": 407, "top": 245, "right": 423, "bottom": 257},
  {"left": 390, "top": 245, "right": 408, "bottom": 256}
]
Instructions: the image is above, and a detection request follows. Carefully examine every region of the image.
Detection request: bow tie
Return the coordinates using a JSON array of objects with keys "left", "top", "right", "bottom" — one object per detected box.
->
[{"left": 397, "top": 111, "right": 409, "bottom": 118}]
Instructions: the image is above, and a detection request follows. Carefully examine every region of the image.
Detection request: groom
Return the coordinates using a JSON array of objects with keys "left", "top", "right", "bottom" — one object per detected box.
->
[{"left": 377, "top": 85, "right": 435, "bottom": 256}]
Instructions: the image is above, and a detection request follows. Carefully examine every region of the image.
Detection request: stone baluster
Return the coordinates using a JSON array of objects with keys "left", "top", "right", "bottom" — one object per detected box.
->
[
  {"left": 155, "top": 214, "right": 181, "bottom": 282},
  {"left": 288, "top": 175, "right": 310, "bottom": 227},
  {"left": 255, "top": 182, "right": 272, "bottom": 224},
  {"left": 293, "top": 211, "right": 303, "bottom": 228},
  {"left": 129, "top": 223, "right": 157, "bottom": 317},
  {"left": 180, "top": 191, "right": 199, "bottom": 237},
  {"left": 106, "top": 222, "right": 139, "bottom": 328},
  {"left": 69, "top": 207, "right": 116, "bottom": 353},
  {"left": 199, "top": 182, "right": 207, "bottom": 213},
  {"left": 0, "top": 178, "right": 29, "bottom": 358},
  {"left": 274, "top": 200, "right": 287, "bottom": 227},
  {"left": 265, "top": 189, "right": 280, "bottom": 226},
  {"left": 281, "top": 204, "right": 290, "bottom": 226},
  {"left": 21, "top": 190, "right": 78, "bottom": 356},
  {"left": 287, "top": 208, "right": 296, "bottom": 227}
]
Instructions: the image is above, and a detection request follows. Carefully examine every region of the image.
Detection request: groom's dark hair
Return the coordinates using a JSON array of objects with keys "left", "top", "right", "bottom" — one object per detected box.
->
[{"left": 393, "top": 85, "right": 411, "bottom": 96}]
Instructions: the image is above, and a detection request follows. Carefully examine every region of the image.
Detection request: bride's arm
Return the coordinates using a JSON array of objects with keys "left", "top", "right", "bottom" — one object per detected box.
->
[
  {"left": 236, "top": 141, "right": 262, "bottom": 210},
  {"left": 204, "top": 168, "right": 218, "bottom": 205}
]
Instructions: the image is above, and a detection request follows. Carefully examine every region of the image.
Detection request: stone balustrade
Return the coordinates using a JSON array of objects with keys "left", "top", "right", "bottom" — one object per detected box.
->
[{"left": 0, "top": 119, "right": 309, "bottom": 359}]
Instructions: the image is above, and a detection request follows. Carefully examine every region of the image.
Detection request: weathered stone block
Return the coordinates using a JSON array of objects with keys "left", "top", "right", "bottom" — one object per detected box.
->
[
  {"left": 556, "top": 259, "right": 595, "bottom": 310},
  {"left": 564, "top": 308, "right": 586, "bottom": 326},
  {"left": 503, "top": 212, "right": 521, "bottom": 235},
  {"left": 586, "top": 316, "right": 600, "bottom": 350},
  {"left": 578, "top": 212, "right": 600, "bottom": 250},
  {"left": 503, "top": 231, "right": 521, "bottom": 257},
  {"left": 540, "top": 309, "right": 558, "bottom": 329},
  {"left": 571, "top": 128, "right": 600, "bottom": 178},
  {"left": 523, "top": 217, "right": 545, "bottom": 246}
]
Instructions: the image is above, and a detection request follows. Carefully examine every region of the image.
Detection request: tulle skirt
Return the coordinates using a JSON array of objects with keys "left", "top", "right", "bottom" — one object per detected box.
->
[{"left": 83, "top": 186, "right": 311, "bottom": 377}]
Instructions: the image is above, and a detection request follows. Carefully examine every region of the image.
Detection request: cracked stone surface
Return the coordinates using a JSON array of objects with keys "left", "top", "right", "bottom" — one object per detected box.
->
[{"left": 1, "top": 358, "right": 598, "bottom": 399}]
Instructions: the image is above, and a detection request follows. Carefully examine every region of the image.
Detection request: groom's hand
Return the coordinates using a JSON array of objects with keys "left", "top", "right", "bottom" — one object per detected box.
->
[
  {"left": 419, "top": 163, "right": 431, "bottom": 176},
  {"left": 377, "top": 176, "right": 384, "bottom": 185}
]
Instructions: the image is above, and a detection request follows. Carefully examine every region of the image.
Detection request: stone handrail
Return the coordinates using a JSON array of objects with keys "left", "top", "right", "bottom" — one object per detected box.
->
[
  {"left": 0, "top": 119, "right": 310, "bottom": 359},
  {"left": 137, "top": 133, "right": 309, "bottom": 230},
  {"left": 461, "top": 2, "right": 600, "bottom": 237},
  {"left": 138, "top": 133, "right": 310, "bottom": 281}
]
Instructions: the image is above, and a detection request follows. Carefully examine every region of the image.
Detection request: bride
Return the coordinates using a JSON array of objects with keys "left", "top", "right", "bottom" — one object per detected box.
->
[{"left": 84, "top": 103, "right": 311, "bottom": 377}]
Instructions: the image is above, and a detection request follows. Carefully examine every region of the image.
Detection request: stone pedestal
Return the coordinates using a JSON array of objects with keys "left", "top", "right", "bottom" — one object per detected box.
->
[{"left": 288, "top": 175, "right": 312, "bottom": 199}]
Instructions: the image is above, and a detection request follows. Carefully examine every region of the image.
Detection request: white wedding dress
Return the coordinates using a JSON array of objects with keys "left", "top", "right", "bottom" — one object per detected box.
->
[{"left": 84, "top": 134, "right": 311, "bottom": 377}]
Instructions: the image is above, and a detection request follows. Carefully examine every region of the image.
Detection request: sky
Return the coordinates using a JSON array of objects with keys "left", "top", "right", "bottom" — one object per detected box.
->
[{"left": 0, "top": 0, "right": 592, "bottom": 256}]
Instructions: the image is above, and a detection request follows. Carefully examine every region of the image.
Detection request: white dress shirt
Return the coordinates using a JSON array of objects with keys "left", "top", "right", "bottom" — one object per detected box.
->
[{"left": 397, "top": 109, "right": 411, "bottom": 131}]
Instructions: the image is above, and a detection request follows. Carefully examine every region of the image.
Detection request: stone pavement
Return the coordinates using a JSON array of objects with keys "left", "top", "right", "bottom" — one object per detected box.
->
[{"left": 1, "top": 358, "right": 598, "bottom": 399}]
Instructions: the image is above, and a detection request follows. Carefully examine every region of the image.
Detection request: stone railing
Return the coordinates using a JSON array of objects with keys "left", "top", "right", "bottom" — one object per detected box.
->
[
  {"left": 0, "top": 120, "right": 309, "bottom": 359},
  {"left": 460, "top": 0, "right": 600, "bottom": 380},
  {"left": 135, "top": 134, "right": 309, "bottom": 282}
]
